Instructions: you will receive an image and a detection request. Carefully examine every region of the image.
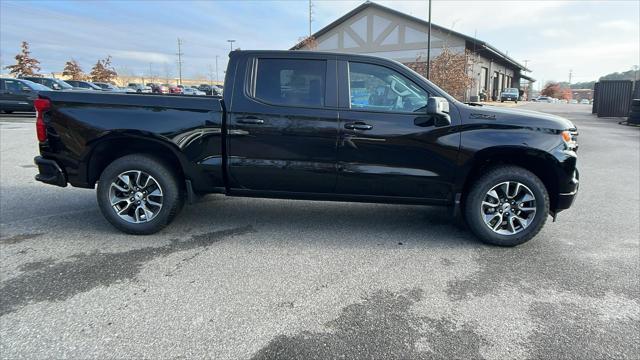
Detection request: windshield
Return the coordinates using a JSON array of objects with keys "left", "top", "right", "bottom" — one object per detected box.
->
[
  {"left": 504, "top": 88, "right": 519, "bottom": 94},
  {"left": 20, "top": 79, "right": 51, "bottom": 91},
  {"left": 54, "top": 79, "right": 73, "bottom": 90},
  {"left": 86, "top": 82, "right": 102, "bottom": 90}
]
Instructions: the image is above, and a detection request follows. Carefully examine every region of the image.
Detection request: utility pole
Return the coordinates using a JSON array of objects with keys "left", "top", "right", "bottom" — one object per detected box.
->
[
  {"left": 308, "top": 0, "right": 314, "bottom": 37},
  {"left": 227, "top": 39, "right": 236, "bottom": 52},
  {"left": 568, "top": 69, "right": 573, "bottom": 85},
  {"left": 215, "top": 55, "right": 219, "bottom": 84},
  {"left": 149, "top": 62, "right": 153, "bottom": 82},
  {"left": 523, "top": 59, "right": 530, "bottom": 100},
  {"left": 426, "top": 0, "right": 432, "bottom": 80},
  {"left": 176, "top": 38, "right": 184, "bottom": 85}
]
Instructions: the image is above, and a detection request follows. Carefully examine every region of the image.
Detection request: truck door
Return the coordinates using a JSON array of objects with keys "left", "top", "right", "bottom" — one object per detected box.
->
[
  {"left": 226, "top": 56, "right": 339, "bottom": 193},
  {"left": 335, "top": 60, "right": 459, "bottom": 200}
]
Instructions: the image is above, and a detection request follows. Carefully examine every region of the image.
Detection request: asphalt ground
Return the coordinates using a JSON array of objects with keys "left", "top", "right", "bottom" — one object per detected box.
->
[{"left": 0, "top": 103, "right": 638, "bottom": 359}]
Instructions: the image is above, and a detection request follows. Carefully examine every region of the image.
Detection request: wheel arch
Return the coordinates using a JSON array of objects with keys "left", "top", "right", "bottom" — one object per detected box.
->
[
  {"left": 85, "top": 133, "right": 187, "bottom": 188},
  {"left": 459, "top": 146, "right": 561, "bottom": 212}
]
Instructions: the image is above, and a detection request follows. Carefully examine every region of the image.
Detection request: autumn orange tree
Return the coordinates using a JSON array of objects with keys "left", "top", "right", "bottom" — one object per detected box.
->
[
  {"left": 5, "top": 41, "right": 41, "bottom": 76},
  {"left": 90, "top": 56, "right": 117, "bottom": 82},
  {"left": 62, "top": 59, "right": 85, "bottom": 80},
  {"left": 541, "top": 82, "right": 572, "bottom": 100},
  {"left": 405, "top": 46, "right": 476, "bottom": 100},
  {"left": 296, "top": 36, "right": 318, "bottom": 50}
]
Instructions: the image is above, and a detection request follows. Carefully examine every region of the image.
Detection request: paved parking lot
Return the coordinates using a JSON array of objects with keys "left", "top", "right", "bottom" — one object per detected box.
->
[{"left": 1, "top": 103, "right": 638, "bottom": 359}]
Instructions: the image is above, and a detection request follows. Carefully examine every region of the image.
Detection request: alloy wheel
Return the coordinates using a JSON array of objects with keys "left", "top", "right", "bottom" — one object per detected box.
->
[
  {"left": 480, "top": 181, "right": 536, "bottom": 235},
  {"left": 109, "top": 170, "right": 163, "bottom": 223}
]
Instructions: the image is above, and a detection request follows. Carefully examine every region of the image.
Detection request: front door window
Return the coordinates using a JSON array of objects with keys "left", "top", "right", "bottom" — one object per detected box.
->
[{"left": 348, "top": 62, "right": 428, "bottom": 113}]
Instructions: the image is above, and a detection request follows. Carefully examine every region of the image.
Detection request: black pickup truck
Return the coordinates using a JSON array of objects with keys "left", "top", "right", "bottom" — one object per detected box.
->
[{"left": 33, "top": 50, "right": 579, "bottom": 246}]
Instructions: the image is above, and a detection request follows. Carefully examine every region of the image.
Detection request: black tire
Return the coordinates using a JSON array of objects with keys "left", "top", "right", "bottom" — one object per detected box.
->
[
  {"left": 501, "top": 100, "right": 504, "bottom": 103},
  {"left": 464, "top": 166, "right": 549, "bottom": 246},
  {"left": 97, "top": 154, "right": 184, "bottom": 234},
  {"left": 3, "top": 110, "right": 14, "bottom": 114}
]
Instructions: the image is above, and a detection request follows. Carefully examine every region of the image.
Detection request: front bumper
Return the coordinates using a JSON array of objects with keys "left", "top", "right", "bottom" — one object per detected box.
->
[
  {"left": 34, "top": 156, "right": 67, "bottom": 187},
  {"left": 556, "top": 168, "right": 579, "bottom": 211}
]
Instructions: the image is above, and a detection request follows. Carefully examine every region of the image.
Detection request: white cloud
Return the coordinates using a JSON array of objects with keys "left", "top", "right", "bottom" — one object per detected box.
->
[
  {"left": 110, "top": 50, "right": 172, "bottom": 64},
  {"left": 598, "top": 20, "right": 638, "bottom": 31}
]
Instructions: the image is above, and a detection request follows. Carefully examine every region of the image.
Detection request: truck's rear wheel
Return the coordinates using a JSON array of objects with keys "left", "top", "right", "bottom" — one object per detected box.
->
[
  {"left": 464, "top": 166, "right": 549, "bottom": 246},
  {"left": 97, "top": 154, "right": 183, "bottom": 234}
]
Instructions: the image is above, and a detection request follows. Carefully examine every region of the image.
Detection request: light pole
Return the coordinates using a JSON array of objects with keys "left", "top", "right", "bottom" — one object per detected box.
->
[
  {"left": 426, "top": 0, "right": 432, "bottom": 80},
  {"left": 227, "top": 40, "right": 236, "bottom": 52},
  {"left": 216, "top": 55, "right": 219, "bottom": 84}
]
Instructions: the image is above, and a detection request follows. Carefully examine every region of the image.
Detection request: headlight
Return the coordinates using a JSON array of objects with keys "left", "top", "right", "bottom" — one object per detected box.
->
[{"left": 561, "top": 130, "right": 578, "bottom": 150}]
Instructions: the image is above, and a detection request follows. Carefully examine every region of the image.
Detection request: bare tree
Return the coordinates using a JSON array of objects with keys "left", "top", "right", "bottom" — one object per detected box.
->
[
  {"left": 5, "top": 41, "right": 41, "bottom": 76},
  {"left": 62, "top": 59, "right": 85, "bottom": 80}
]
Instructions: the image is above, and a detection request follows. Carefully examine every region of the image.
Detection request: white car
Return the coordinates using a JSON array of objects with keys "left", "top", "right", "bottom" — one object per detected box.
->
[
  {"left": 579, "top": 99, "right": 590, "bottom": 104},
  {"left": 569, "top": 99, "right": 578, "bottom": 104},
  {"left": 182, "top": 87, "right": 206, "bottom": 96}
]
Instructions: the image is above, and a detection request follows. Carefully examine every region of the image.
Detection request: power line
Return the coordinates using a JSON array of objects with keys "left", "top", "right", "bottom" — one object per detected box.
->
[{"left": 176, "top": 38, "right": 184, "bottom": 85}]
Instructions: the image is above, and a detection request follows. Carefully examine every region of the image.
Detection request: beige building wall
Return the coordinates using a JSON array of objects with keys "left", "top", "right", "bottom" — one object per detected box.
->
[{"left": 299, "top": 6, "right": 465, "bottom": 63}]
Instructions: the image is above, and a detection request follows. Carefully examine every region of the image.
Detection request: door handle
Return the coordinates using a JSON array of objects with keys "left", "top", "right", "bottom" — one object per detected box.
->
[
  {"left": 344, "top": 122, "right": 373, "bottom": 131},
  {"left": 237, "top": 116, "right": 264, "bottom": 125}
]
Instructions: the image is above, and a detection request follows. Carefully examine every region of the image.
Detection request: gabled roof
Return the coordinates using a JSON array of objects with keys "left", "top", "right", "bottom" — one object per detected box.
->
[{"left": 291, "top": 1, "right": 531, "bottom": 72}]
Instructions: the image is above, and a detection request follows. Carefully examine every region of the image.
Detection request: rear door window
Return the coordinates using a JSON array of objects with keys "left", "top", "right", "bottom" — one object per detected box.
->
[{"left": 254, "top": 58, "right": 326, "bottom": 108}]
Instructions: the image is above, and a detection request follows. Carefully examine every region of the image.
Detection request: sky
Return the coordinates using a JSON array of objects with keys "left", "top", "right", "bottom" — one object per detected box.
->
[{"left": 1, "top": 0, "right": 638, "bottom": 85}]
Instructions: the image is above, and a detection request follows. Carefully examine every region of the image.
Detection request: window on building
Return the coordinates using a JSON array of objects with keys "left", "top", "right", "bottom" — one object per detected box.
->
[
  {"left": 348, "top": 62, "right": 429, "bottom": 112},
  {"left": 254, "top": 58, "right": 326, "bottom": 107},
  {"left": 480, "top": 67, "right": 488, "bottom": 92}
]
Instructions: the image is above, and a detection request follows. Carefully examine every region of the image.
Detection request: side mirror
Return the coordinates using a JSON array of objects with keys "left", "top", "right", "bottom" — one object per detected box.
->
[
  {"left": 52, "top": 84, "right": 61, "bottom": 90},
  {"left": 426, "top": 96, "right": 451, "bottom": 126}
]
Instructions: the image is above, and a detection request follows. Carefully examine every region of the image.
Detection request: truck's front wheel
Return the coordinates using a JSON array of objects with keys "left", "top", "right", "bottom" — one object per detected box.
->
[
  {"left": 464, "top": 166, "right": 549, "bottom": 246},
  {"left": 97, "top": 154, "right": 184, "bottom": 235}
]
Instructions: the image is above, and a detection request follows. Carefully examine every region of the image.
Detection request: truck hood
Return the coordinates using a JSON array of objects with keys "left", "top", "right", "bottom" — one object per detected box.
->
[{"left": 462, "top": 104, "right": 576, "bottom": 130}]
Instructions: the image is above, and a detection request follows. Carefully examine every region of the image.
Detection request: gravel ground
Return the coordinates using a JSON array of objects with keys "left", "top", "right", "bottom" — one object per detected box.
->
[{"left": 0, "top": 103, "right": 638, "bottom": 359}]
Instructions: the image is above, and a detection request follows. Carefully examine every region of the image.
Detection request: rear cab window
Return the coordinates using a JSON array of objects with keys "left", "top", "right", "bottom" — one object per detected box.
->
[{"left": 252, "top": 58, "right": 326, "bottom": 108}]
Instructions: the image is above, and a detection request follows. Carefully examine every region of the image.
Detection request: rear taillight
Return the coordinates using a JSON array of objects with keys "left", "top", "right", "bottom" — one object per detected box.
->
[{"left": 34, "top": 98, "right": 50, "bottom": 142}]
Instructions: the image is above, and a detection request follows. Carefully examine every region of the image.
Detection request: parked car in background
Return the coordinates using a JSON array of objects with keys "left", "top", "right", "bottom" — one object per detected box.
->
[
  {"left": 168, "top": 85, "right": 182, "bottom": 94},
  {"left": 0, "top": 78, "right": 51, "bottom": 113},
  {"left": 147, "top": 83, "right": 168, "bottom": 94},
  {"left": 93, "top": 82, "right": 128, "bottom": 92},
  {"left": 579, "top": 99, "right": 590, "bottom": 104},
  {"left": 569, "top": 99, "right": 578, "bottom": 104},
  {"left": 20, "top": 76, "right": 74, "bottom": 91},
  {"left": 535, "top": 96, "right": 552, "bottom": 103},
  {"left": 197, "top": 84, "right": 218, "bottom": 96},
  {"left": 182, "top": 87, "right": 206, "bottom": 96},
  {"left": 500, "top": 88, "right": 519, "bottom": 103},
  {"left": 65, "top": 80, "right": 103, "bottom": 91},
  {"left": 215, "top": 85, "right": 224, "bottom": 94},
  {"left": 127, "top": 83, "right": 152, "bottom": 93}
]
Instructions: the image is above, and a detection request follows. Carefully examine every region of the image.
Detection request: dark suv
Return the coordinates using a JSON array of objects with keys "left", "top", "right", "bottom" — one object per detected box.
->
[
  {"left": 19, "top": 76, "right": 74, "bottom": 91},
  {"left": 65, "top": 80, "right": 103, "bottom": 91},
  {"left": 0, "top": 78, "right": 50, "bottom": 113}
]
